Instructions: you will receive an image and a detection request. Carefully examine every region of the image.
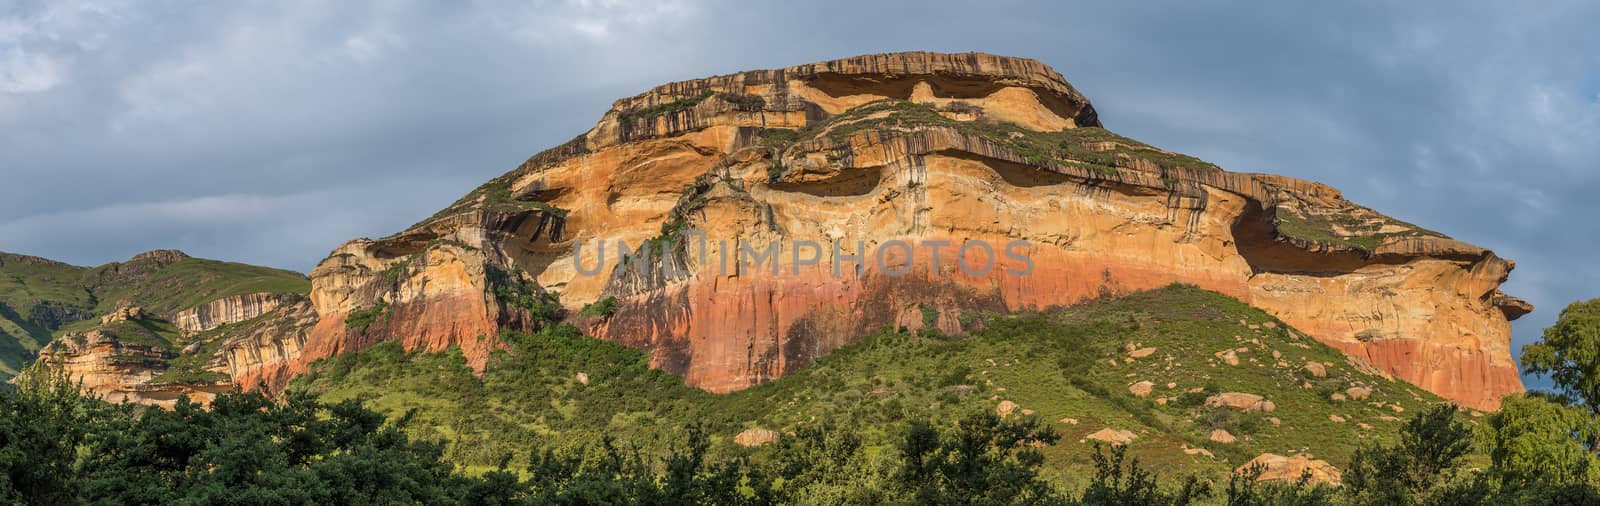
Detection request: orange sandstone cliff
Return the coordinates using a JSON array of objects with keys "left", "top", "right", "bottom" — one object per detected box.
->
[{"left": 208, "top": 52, "right": 1528, "bottom": 410}]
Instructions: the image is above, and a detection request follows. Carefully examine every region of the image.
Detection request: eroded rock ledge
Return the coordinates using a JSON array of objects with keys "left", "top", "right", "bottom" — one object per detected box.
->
[{"left": 260, "top": 51, "right": 1526, "bottom": 410}]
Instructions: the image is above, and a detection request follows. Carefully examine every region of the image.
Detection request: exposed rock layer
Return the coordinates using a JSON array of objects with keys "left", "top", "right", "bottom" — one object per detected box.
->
[
  {"left": 255, "top": 52, "right": 1523, "bottom": 409},
  {"left": 173, "top": 293, "right": 295, "bottom": 334},
  {"left": 37, "top": 323, "right": 230, "bottom": 408}
]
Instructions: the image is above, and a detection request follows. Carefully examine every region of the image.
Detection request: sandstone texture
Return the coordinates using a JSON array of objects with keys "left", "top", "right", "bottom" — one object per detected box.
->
[
  {"left": 1085, "top": 428, "right": 1138, "bottom": 445},
  {"left": 72, "top": 52, "right": 1521, "bottom": 410},
  {"left": 173, "top": 293, "right": 296, "bottom": 335},
  {"left": 12, "top": 249, "right": 313, "bottom": 406},
  {"left": 1239, "top": 453, "right": 1343, "bottom": 485},
  {"left": 1207, "top": 392, "right": 1277, "bottom": 413},
  {"left": 734, "top": 428, "right": 782, "bottom": 447},
  {"left": 38, "top": 319, "right": 229, "bottom": 408}
]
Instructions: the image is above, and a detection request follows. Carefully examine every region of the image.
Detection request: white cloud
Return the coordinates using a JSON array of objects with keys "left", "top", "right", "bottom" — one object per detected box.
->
[{"left": 0, "top": 48, "right": 62, "bottom": 93}]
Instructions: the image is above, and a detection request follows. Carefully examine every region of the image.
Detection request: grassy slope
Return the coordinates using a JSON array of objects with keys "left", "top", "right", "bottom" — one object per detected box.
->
[
  {"left": 82, "top": 258, "right": 310, "bottom": 317},
  {"left": 289, "top": 285, "right": 1459, "bottom": 488},
  {"left": 0, "top": 252, "right": 310, "bottom": 379},
  {"left": 0, "top": 254, "right": 92, "bottom": 376}
]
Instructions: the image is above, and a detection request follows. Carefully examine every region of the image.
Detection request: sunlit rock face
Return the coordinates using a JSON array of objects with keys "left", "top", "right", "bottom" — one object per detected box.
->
[
  {"left": 172, "top": 293, "right": 295, "bottom": 335},
  {"left": 267, "top": 51, "right": 1521, "bottom": 410}
]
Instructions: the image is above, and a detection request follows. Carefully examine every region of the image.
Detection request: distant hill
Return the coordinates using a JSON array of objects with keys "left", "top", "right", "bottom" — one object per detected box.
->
[{"left": 0, "top": 249, "right": 309, "bottom": 379}]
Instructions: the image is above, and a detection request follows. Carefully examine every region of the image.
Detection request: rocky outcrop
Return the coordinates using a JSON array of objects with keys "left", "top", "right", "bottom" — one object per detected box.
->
[
  {"left": 100, "top": 306, "right": 146, "bottom": 325},
  {"left": 172, "top": 293, "right": 296, "bottom": 334},
  {"left": 1085, "top": 428, "right": 1138, "bottom": 445},
  {"left": 260, "top": 51, "right": 1522, "bottom": 410},
  {"left": 1206, "top": 393, "right": 1278, "bottom": 413},
  {"left": 1238, "top": 453, "right": 1342, "bottom": 485},
  {"left": 215, "top": 299, "right": 318, "bottom": 390},
  {"left": 36, "top": 322, "right": 229, "bottom": 408},
  {"left": 734, "top": 428, "right": 781, "bottom": 447}
]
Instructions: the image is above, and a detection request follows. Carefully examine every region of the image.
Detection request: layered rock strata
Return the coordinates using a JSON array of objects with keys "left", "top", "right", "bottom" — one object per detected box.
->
[{"left": 247, "top": 51, "right": 1524, "bottom": 409}]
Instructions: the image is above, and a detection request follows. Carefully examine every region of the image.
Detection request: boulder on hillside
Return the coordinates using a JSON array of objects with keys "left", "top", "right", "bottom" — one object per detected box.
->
[
  {"left": 1205, "top": 392, "right": 1276, "bottom": 413},
  {"left": 734, "top": 428, "right": 781, "bottom": 447},
  {"left": 1209, "top": 429, "right": 1237, "bottom": 444},
  {"left": 1238, "top": 453, "right": 1342, "bottom": 485},
  {"left": 1128, "top": 381, "right": 1155, "bottom": 398},
  {"left": 1085, "top": 428, "right": 1137, "bottom": 445},
  {"left": 100, "top": 306, "right": 147, "bottom": 324},
  {"left": 1303, "top": 362, "right": 1327, "bottom": 378},
  {"left": 1216, "top": 349, "right": 1241, "bottom": 366},
  {"left": 997, "top": 400, "right": 1021, "bottom": 418}
]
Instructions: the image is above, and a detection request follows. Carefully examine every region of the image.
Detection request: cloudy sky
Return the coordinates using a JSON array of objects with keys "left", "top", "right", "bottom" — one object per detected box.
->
[{"left": 3, "top": 1, "right": 1597, "bottom": 385}]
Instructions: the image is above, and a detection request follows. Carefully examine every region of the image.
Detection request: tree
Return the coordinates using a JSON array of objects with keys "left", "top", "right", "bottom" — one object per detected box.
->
[
  {"left": 1486, "top": 395, "right": 1600, "bottom": 489},
  {"left": 894, "top": 412, "right": 1064, "bottom": 505},
  {"left": 1342, "top": 404, "right": 1476, "bottom": 505},
  {"left": 1223, "top": 465, "right": 1332, "bottom": 506},
  {"left": 0, "top": 364, "right": 100, "bottom": 505},
  {"left": 1522, "top": 298, "right": 1600, "bottom": 449},
  {"left": 765, "top": 422, "right": 892, "bottom": 505},
  {"left": 1079, "top": 444, "right": 1209, "bottom": 506}
]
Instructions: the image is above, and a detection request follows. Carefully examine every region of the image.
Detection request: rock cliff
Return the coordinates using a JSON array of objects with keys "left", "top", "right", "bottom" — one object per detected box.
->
[
  {"left": 36, "top": 309, "right": 232, "bottom": 407},
  {"left": 28, "top": 52, "right": 1523, "bottom": 410},
  {"left": 172, "top": 293, "right": 296, "bottom": 335},
  {"left": 4, "top": 250, "right": 312, "bottom": 404},
  {"left": 276, "top": 52, "right": 1525, "bottom": 410}
]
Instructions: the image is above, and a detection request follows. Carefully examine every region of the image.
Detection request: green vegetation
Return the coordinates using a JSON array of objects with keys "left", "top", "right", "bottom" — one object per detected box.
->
[
  {"left": 292, "top": 285, "right": 1448, "bottom": 489},
  {"left": 453, "top": 173, "right": 572, "bottom": 217},
  {"left": 12, "top": 297, "right": 1600, "bottom": 503},
  {"left": 10, "top": 289, "right": 1600, "bottom": 503},
  {"left": 917, "top": 303, "right": 938, "bottom": 327},
  {"left": 99, "top": 318, "right": 182, "bottom": 350},
  {"left": 146, "top": 314, "right": 279, "bottom": 385},
  {"left": 415, "top": 134, "right": 586, "bottom": 228},
  {"left": 635, "top": 173, "right": 717, "bottom": 258},
  {"left": 1521, "top": 298, "right": 1600, "bottom": 422},
  {"left": 717, "top": 92, "right": 765, "bottom": 111},
  {"left": 0, "top": 250, "right": 309, "bottom": 378},
  {"left": 144, "top": 366, "right": 229, "bottom": 384},
  {"left": 1485, "top": 395, "right": 1600, "bottom": 488},
  {"left": 488, "top": 267, "right": 561, "bottom": 325},
  {"left": 754, "top": 127, "right": 803, "bottom": 147},
  {"left": 381, "top": 259, "right": 409, "bottom": 283},
  {"left": 344, "top": 300, "right": 391, "bottom": 330},
  {"left": 83, "top": 257, "right": 309, "bottom": 316},
  {"left": 776, "top": 99, "right": 1221, "bottom": 176},
  {"left": 1274, "top": 210, "right": 1445, "bottom": 252},
  {"left": 579, "top": 296, "right": 618, "bottom": 318},
  {"left": 618, "top": 93, "right": 712, "bottom": 124}
]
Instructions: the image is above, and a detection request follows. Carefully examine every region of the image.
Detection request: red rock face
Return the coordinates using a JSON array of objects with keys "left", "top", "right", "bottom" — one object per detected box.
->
[
  {"left": 585, "top": 231, "right": 1260, "bottom": 393},
  {"left": 274, "top": 51, "right": 1525, "bottom": 410}
]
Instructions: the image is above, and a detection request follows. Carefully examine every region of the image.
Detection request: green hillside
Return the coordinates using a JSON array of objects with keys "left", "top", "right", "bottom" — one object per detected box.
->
[
  {"left": 0, "top": 251, "right": 310, "bottom": 378},
  {"left": 290, "top": 284, "right": 1458, "bottom": 486}
]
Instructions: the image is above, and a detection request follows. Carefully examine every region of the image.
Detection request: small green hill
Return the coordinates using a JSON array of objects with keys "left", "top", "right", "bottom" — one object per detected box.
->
[
  {"left": 290, "top": 284, "right": 1456, "bottom": 485},
  {"left": 0, "top": 250, "right": 310, "bottom": 378}
]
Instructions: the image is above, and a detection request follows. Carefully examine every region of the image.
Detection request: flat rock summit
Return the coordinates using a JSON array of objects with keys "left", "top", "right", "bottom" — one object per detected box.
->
[{"left": 23, "top": 51, "right": 1529, "bottom": 411}]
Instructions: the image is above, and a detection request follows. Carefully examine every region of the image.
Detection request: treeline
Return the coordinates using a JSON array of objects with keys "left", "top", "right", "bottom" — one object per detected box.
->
[
  {"left": 3, "top": 367, "right": 1598, "bottom": 505},
  {"left": 9, "top": 297, "right": 1600, "bottom": 505}
]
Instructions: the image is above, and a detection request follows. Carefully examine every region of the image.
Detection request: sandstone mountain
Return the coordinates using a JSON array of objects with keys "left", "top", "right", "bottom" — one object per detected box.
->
[
  {"left": 0, "top": 249, "right": 309, "bottom": 405},
  {"left": 281, "top": 51, "right": 1526, "bottom": 410},
  {"left": 10, "top": 51, "right": 1527, "bottom": 412}
]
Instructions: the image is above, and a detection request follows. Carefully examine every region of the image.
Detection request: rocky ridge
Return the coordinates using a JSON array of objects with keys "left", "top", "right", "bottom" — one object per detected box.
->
[
  {"left": 4, "top": 250, "right": 311, "bottom": 404},
  {"left": 10, "top": 52, "right": 1528, "bottom": 411},
  {"left": 264, "top": 51, "right": 1526, "bottom": 410}
]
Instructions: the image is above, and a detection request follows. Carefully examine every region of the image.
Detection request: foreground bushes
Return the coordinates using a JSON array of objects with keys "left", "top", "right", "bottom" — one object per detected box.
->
[{"left": 6, "top": 365, "right": 1600, "bottom": 504}]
